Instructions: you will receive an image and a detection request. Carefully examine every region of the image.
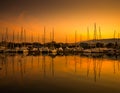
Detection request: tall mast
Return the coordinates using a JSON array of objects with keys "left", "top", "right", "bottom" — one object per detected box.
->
[
  {"left": 31, "top": 32, "right": 33, "bottom": 43},
  {"left": 66, "top": 35, "right": 68, "bottom": 44},
  {"left": 79, "top": 32, "right": 82, "bottom": 42},
  {"left": 118, "top": 33, "right": 120, "bottom": 38},
  {"left": 52, "top": 28, "right": 55, "bottom": 48},
  {"left": 87, "top": 27, "right": 90, "bottom": 48},
  {"left": 17, "top": 31, "right": 19, "bottom": 43},
  {"left": 99, "top": 27, "right": 101, "bottom": 40},
  {"left": 50, "top": 31, "right": 51, "bottom": 42},
  {"left": 5, "top": 28, "right": 8, "bottom": 48},
  {"left": 24, "top": 29, "right": 26, "bottom": 47},
  {"left": 5, "top": 28, "right": 8, "bottom": 42},
  {"left": 24, "top": 29, "right": 26, "bottom": 43},
  {"left": 21, "top": 27, "right": 23, "bottom": 43},
  {"left": 79, "top": 31, "right": 81, "bottom": 47},
  {"left": 44, "top": 26, "right": 46, "bottom": 47},
  {"left": 38, "top": 32, "right": 40, "bottom": 43},
  {"left": 13, "top": 30, "right": 14, "bottom": 48},
  {"left": 94, "top": 23, "right": 97, "bottom": 41},
  {"left": 114, "top": 30, "right": 117, "bottom": 48},
  {"left": 114, "top": 30, "right": 116, "bottom": 44},
  {"left": 1, "top": 28, "right": 4, "bottom": 42},
  {"left": 118, "top": 33, "right": 120, "bottom": 43},
  {"left": 114, "top": 30, "right": 116, "bottom": 40},
  {"left": 75, "top": 30, "right": 77, "bottom": 47},
  {"left": 52, "top": 28, "right": 54, "bottom": 42},
  {"left": 87, "top": 27, "right": 89, "bottom": 40},
  {"left": 13, "top": 30, "right": 14, "bottom": 42}
]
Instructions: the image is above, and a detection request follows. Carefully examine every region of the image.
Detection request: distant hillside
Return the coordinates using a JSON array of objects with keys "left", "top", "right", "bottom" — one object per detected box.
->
[{"left": 80, "top": 38, "right": 120, "bottom": 45}]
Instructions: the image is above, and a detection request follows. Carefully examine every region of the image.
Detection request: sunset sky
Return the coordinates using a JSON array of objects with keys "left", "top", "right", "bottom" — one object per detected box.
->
[{"left": 0, "top": 0, "right": 120, "bottom": 43}]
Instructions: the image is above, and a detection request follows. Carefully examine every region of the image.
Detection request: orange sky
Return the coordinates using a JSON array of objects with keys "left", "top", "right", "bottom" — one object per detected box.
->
[{"left": 0, "top": 0, "right": 120, "bottom": 43}]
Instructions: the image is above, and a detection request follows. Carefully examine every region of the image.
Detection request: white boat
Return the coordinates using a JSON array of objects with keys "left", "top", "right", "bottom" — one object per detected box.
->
[
  {"left": 41, "top": 47, "right": 49, "bottom": 53},
  {"left": 83, "top": 49, "right": 92, "bottom": 53},
  {"left": 18, "top": 47, "right": 28, "bottom": 54},
  {"left": 73, "top": 47, "right": 83, "bottom": 53},
  {"left": 31, "top": 47, "right": 38, "bottom": 52},
  {"left": 64, "top": 47, "right": 71, "bottom": 53},
  {"left": 49, "top": 47, "right": 57, "bottom": 54},
  {"left": 0, "top": 46, "right": 6, "bottom": 53},
  {"left": 57, "top": 47, "right": 63, "bottom": 53},
  {"left": 5, "top": 48, "right": 17, "bottom": 53}
]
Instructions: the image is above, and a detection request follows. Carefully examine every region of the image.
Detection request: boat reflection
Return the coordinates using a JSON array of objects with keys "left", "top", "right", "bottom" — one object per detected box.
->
[{"left": 0, "top": 53, "right": 120, "bottom": 92}]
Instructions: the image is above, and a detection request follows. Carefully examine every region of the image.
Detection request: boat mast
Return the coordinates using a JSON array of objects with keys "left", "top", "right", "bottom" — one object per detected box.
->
[
  {"left": 114, "top": 30, "right": 116, "bottom": 40},
  {"left": 87, "top": 27, "right": 90, "bottom": 48},
  {"left": 66, "top": 35, "right": 68, "bottom": 44},
  {"left": 44, "top": 27, "right": 46, "bottom": 47},
  {"left": 17, "top": 31, "right": 20, "bottom": 48},
  {"left": 99, "top": 27, "right": 101, "bottom": 40},
  {"left": 12, "top": 30, "right": 14, "bottom": 49},
  {"left": 17, "top": 31, "right": 19, "bottom": 43},
  {"left": 52, "top": 28, "right": 55, "bottom": 48},
  {"left": 21, "top": 27, "right": 23, "bottom": 48},
  {"left": 75, "top": 30, "right": 77, "bottom": 48},
  {"left": 6, "top": 28, "right": 8, "bottom": 42},
  {"left": 118, "top": 33, "right": 120, "bottom": 45},
  {"left": 1, "top": 28, "right": 3, "bottom": 43},
  {"left": 87, "top": 27, "right": 89, "bottom": 40},
  {"left": 79, "top": 31, "right": 81, "bottom": 47},
  {"left": 114, "top": 30, "right": 116, "bottom": 44},
  {"left": 38, "top": 32, "right": 40, "bottom": 43},
  {"left": 31, "top": 32, "right": 33, "bottom": 48},
  {"left": 114, "top": 30, "right": 118, "bottom": 49},
  {"left": 118, "top": 33, "right": 120, "bottom": 39},
  {"left": 50, "top": 31, "right": 51, "bottom": 42},
  {"left": 94, "top": 23, "right": 97, "bottom": 42},
  {"left": 5, "top": 28, "right": 8, "bottom": 48},
  {"left": 94, "top": 23, "right": 97, "bottom": 48},
  {"left": 24, "top": 29, "right": 26, "bottom": 45},
  {"left": 52, "top": 28, "right": 54, "bottom": 42}
]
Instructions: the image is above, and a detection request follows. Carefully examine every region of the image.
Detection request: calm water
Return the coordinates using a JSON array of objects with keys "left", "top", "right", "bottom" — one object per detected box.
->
[{"left": 0, "top": 54, "right": 120, "bottom": 93}]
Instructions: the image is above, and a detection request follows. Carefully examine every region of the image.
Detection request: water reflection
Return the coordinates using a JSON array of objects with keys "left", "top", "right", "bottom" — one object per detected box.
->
[{"left": 0, "top": 54, "right": 120, "bottom": 92}]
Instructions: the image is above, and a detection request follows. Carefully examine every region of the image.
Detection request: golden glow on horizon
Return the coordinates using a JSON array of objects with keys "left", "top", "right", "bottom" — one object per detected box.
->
[
  {"left": 0, "top": 7, "right": 120, "bottom": 43},
  {"left": 0, "top": 23, "right": 120, "bottom": 43}
]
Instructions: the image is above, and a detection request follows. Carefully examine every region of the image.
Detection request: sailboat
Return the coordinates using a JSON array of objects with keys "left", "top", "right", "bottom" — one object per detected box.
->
[
  {"left": 72, "top": 30, "right": 83, "bottom": 53},
  {"left": 83, "top": 27, "right": 92, "bottom": 53},
  {"left": 29, "top": 32, "right": 40, "bottom": 55},
  {"left": 72, "top": 30, "right": 77, "bottom": 53},
  {"left": 18, "top": 28, "right": 28, "bottom": 54},
  {"left": 57, "top": 35, "right": 70, "bottom": 54},
  {"left": 41, "top": 27, "right": 49, "bottom": 54},
  {"left": 88, "top": 23, "right": 102, "bottom": 53},
  {"left": 5, "top": 30, "right": 17, "bottom": 53},
  {"left": 57, "top": 42, "right": 63, "bottom": 55},
  {"left": 105, "top": 30, "right": 118, "bottom": 55},
  {"left": 49, "top": 28, "right": 57, "bottom": 54},
  {"left": 0, "top": 28, "right": 8, "bottom": 53},
  {"left": 64, "top": 35, "right": 72, "bottom": 54}
]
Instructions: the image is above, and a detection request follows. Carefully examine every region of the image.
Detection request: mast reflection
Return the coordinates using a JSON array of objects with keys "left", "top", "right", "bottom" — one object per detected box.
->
[{"left": 0, "top": 54, "right": 119, "bottom": 83}]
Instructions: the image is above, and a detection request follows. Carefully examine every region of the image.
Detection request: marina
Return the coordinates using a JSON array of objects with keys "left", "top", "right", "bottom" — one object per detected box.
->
[{"left": 0, "top": 0, "right": 120, "bottom": 93}]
